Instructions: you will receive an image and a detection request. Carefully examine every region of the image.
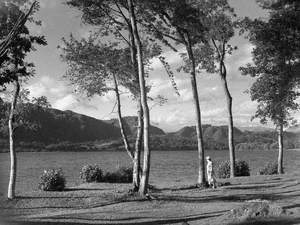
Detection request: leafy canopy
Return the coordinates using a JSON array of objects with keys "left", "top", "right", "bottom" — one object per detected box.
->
[
  {"left": 0, "top": 1, "right": 46, "bottom": 86},
  {"left": 240, "top": 0, "right": 300, "bottom": 127}
]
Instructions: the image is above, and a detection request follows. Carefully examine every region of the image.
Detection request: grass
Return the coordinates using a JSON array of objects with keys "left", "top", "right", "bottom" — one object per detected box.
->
[{"left": 0, "top": 174, "right": 299, "bottom": 225}]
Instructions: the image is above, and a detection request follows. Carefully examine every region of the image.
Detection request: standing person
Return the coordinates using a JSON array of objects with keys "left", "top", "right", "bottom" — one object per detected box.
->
[{"left": 206, "top": 156, "right": 217, "bottom": 188}]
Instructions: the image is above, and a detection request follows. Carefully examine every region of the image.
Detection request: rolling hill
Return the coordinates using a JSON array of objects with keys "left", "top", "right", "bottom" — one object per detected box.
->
[
  {"left": 105, "top": 116, "right": 165, "bottom": 136},
  {"left": 0, "top": 103, "right": 299, "bottom": 152}
]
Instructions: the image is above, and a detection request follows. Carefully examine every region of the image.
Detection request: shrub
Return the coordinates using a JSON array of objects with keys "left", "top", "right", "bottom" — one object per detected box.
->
[
  {"left": 102, "top": 167, "right": 133, "bottom": 183},
  {"left": 39, "top": 169, "right": 66, "bottom": 191},
  {"left": 258, "top": 162, "right": 281, "bottom": 175},
  {"left": 235, "top": 160, "right": 251, "bottom": 177},
  {"left": 216, "top": 160, "right": 250, "bottom": 179},
  {"left": 80, "top": 165, "right": 103, "bottom": 182}
]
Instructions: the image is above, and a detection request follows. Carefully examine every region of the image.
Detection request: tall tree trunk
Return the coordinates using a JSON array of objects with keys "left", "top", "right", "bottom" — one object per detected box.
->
[
  {"left": 185, "top": 35, "right": 205, "bottom": 185},
  {"left": 133, "top": 104, "right": 143, "bottom": 191},
  {"left": 277, "top": 124, "right": 284, "bottom": 174},
  {"left": 8, "top": 78, "right": 20, "bottom": 199},
  {"left": 128, "top": 20, "right": 142, "bottom": 192},
  {"left": 127, "top": 0, "right": 151, "bottom": 196},
  {"left": 220, "top": 73, "right": 236, "bottom": 178},
  {"left": 112, "top": 73, "right": 142, "bottom": 190},
  {"left": 112, "top": 73, "right": 134, "bottom": 160}
]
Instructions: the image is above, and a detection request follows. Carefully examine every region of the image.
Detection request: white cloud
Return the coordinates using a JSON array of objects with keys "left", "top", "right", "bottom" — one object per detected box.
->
[
  {"left": 150, "top": 48, "right": 185, "bottom": 70},
  {"left": 28, "top": 22, "right": 47, "bottom": 35},
  {"left": 99, "top": 91, "right": 115, "bottom": 103},
  {"left": 235, "top": 100, "right": 257, "bottom": 115},
  {"left": 39, "top": 0, "right": 59, "bottom": 9},
  {"left": 202, "top": 107, "right": 226, "bottom": 117},
  {"left": 53, "top": 94, "right": 78, "bottom": 110},
  {"left": 27, "top": 82, "right": 47, "bottom": 98},
  {"left": 179, "top": 88, "right": 193, "bottom": 102},
  {"left": 25, "top": 76, "right": 70, "bottom": 100},
  {"left": 148, "top": 78, "right": 172, "bottom": 97}
]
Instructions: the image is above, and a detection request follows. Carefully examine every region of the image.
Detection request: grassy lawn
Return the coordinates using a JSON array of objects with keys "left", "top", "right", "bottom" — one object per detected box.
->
[{"left": 0, "top": 174, "right": 299, "bottom": 225}]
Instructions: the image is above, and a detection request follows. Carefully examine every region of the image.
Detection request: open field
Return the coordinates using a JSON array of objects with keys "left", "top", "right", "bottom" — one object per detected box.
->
[{"left": 0, "top": 150, "right": 299, "bottom": 224}]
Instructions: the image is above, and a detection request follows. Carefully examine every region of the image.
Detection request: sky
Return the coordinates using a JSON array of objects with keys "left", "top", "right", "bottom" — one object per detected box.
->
[{"left": 20, "top": 0, "right": 299, "bottom": 132}]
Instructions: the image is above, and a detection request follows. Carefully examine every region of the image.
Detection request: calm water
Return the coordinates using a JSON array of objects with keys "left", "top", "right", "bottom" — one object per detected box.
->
[{"left": 0, "top": 150, "right": 299, "bottom": 193}]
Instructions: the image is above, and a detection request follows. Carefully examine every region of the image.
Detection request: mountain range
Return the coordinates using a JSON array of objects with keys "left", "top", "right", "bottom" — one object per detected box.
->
[{"left": 0, "top": 105, "right": 299, "bottom": 152}]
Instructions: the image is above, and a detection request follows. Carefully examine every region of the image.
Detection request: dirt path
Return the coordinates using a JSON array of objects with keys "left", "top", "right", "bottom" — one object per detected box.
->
[{"left": 1, "top": 174, "right": 300, "bottom": 225}]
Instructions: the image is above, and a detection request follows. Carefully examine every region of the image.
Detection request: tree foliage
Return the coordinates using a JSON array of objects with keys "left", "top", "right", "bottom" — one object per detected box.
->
[
  {"left": 239, "top": 0, "right": 300, "bottom": 127},
  {"left": 60, "top": 34, "right": 161, "bottom": 99},
  {"left": 0, "top": 91, "right": 51, "bottom": 135},
  {"left": 0, "top": 1, "right": 45, "bottom": 86}
]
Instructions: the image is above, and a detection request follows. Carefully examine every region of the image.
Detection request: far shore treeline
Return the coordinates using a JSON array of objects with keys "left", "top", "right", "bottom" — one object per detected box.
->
[{"left": 0, "top": 105, "right": 299, "bottom": 152}]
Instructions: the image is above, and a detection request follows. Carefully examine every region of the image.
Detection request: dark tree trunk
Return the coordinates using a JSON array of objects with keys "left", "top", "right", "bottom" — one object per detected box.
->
[
  {"left": 127, "top": 0, "right": 151, "bottom": 196},
  {"left": 277, "top": 124, "right": 284, "bottom": 174},
  {"left": 185, "top": 34, "right": 205, "bottom": 185},
  {"left": 220, "top": 73, "right": 236, "bottom": 178},
  {"left": 8, "top": 78, "right": 20, "bottom": 199}
]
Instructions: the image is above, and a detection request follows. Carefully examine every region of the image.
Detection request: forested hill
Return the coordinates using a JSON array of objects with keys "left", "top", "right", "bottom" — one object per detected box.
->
[
  {"left": 165, "top": 125, "right": 300, "bottom": 151},
  {"left": 0, "top": 104, "right": 299, "bottom": 152},
  {"left": 0, "top": 107, "right": 121, "bottom": 143},
  {"left": 0, "top": 105, "right": 164, "bottom": 147},
  {"left": 105, "top": 116, "right": 165, "bottom": 136}
]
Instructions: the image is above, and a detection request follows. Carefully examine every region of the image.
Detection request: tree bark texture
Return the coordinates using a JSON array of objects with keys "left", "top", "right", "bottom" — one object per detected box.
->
[
  {"left": 277, "top": 124, "right": 284, "bottom": 174},
  {"left": 185, "top": 34, "right": 205, "bottom": 185},
  {"left": 133, "top": 104, "right": 143, "bottom": 191},
  {"left": 8, "top": 78, "right": 20, "bottom": 199},
  {"left": 127, "top": 0, "right": 151, "bottom": 196},
  {"left": 220, "top": 72, "right": 236, "bottom": 178},
  {"left": 128, "top": 23, "right": 142, "bottom": 191},
  {"left": 112, "top": 73, "right": 134, "bottom": 160}
]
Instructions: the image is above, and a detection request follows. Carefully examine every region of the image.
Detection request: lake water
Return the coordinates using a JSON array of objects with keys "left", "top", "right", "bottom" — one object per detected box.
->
[{"left": 0, "top": 150, "right": 299, "bottom": 193}]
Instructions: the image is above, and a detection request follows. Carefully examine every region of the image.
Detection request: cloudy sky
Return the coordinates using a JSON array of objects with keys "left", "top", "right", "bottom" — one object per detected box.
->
[{"left": 23, "top": 0, "right": 299, "bottom": 132}]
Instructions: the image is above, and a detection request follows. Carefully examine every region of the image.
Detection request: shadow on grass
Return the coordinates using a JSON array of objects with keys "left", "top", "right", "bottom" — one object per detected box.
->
[
  {"left": 64, "top": 188, "right": 108, "bottom": 192},
  {"left": 16, "top": 196, "right": 90, "bottom": 199},
  {"left": 284, "top": 203, "right": 300, "bottom": 210},
  {"left": 227, "top": 217, "right": 300, "bottom": 225},
  {"left": 4, "top": 211, "right": 224, "bottom": 225},
  {"left": 152, "top": 184, "right": 200, "bottom": 192},
  {"left": 154, "top": 192, "right": 300, "bottom": 203},
  {"left": 238, "top": 178, "right": 296, "bottom": 186},
  {"left": 223, "top": 184, "right": 280, "bottom": 190}
]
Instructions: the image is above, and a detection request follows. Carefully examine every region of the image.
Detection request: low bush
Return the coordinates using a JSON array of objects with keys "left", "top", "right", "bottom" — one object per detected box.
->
[
  {"left": 80, "top": 165, "right": 103, "bottom": 182},
  {"left": 258, "top": 162, "right": 280, "bottom": 175},
  {"left": 102, "top": 167, "right": 133, "bottom": 183},
  {"left": 227, "top": 201, "right": 285, "bottom": 220},
  {"left": 216, "top": 160, "right": 250, "bottom": 179},
  {"left": 235, "top": 160, "right": 251, "bottom": 177},
  {"left": 39, "top": 168, "right": 66, "bottom": 191}
]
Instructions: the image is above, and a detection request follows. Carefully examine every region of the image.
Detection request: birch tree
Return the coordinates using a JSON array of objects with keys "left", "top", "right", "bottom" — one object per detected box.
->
[
  {"left": 60, "top": 35, "right": 160, "bottom": 192},
  {"left": 0, "top": 1, "right": 46, "bottom": 199},
  {"left": 66, "top": 0, "right": 162, "bottom": 194},
  {"left": 60, "top": 37, "right": 134, "bottom": 155},
  {"left": 194, "top": 0, "right": 237, "bottom": 177},
  {"left": 139, "top": 0, "right": 207, "bottom": 185}
]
